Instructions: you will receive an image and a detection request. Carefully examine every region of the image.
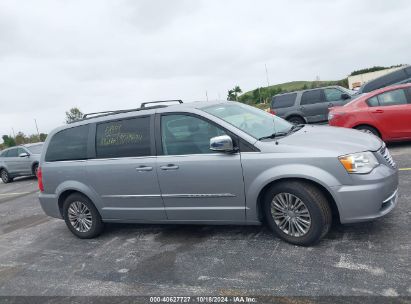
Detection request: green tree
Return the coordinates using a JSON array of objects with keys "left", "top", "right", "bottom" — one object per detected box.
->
[
  {"left": 28, "top": 134, "right": 40, "bottom": 143},
  {"left": 39, "top": 133, "right": 47, "bottom": 141},
  {"left": 227, "top": 86, "right": 242, "bottom": 101},
  {"left": 252, "top": 89, "right": 260, "bottom": 104},
  {"left": 15, "top": 132, "right": 27, "bottom": 145},
  {"left": 2, "top": 135, "right": 16, "bottom": 147},
  {"left": 65, "top": 107, "right": 83, "bottom": 123}
]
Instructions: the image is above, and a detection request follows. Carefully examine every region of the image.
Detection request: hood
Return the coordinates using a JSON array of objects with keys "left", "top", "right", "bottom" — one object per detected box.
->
[{"left": 258, "top": 125, "right": 383, "bottom": 155}]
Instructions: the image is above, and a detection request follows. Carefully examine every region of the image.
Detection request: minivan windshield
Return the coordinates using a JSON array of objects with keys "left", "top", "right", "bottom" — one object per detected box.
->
[
  {"left": 26, "top": 143, "right": 43, "bottom": 154},
  {"left": 202, "top": 102, "right": 292, "bottom": 140}
]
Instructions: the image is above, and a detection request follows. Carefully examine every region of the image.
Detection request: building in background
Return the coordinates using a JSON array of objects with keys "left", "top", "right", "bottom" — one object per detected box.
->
[{"left": 348, "top": 66, "right": 403, "bottom": 90}]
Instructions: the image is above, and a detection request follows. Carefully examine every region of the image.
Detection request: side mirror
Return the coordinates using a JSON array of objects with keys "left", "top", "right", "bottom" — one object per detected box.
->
[
  {"left": 341, "top": 93, "right": 350, "bottom": 100},
  {"left": 19, "top": 152, "right": 29, "bottom": 158},
  {"left": 210, "top": 135, "right": 235, "bottom": 152}
]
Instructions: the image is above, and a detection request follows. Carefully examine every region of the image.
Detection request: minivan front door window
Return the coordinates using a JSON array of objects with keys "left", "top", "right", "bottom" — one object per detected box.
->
[{"left": 161, "top": 114, "right": 226, "bottom": 155}]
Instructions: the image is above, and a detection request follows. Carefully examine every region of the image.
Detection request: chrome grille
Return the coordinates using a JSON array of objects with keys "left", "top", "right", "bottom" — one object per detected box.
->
[{"left": 378, "top": 145, "right": 396, "bottom": 168}]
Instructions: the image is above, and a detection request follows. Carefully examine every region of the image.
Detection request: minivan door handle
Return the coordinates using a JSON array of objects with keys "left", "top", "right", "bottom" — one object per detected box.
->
[
  {"left": 160, "top": 164, "right": 179, "bottom": 170},
  {"left": 136, "top": 165, "right": 153, "bottom": 172},
  {"left": 372, "top": 109, "right": 384, "bottom": 114}
]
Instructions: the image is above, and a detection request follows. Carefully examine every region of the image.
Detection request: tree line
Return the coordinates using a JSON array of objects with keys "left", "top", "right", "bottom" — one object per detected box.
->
[
  {"left": 227, "top": 78, "right": 348, "bottom": 106},
  {"left": 1, "top": 133, "right": 48, "bottom": 150}
]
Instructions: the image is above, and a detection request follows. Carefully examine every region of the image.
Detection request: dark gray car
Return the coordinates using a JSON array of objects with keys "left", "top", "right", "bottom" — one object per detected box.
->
[
  {"left": 270, "top": 86, "right": 353, "bottom": 124},
  {"left": 357, "top": 65, "right": 411, "bottom": 94},
  {"left": 38, "top": 101, "right": 398, "bottom": 246},
  {"left": 0, "top": 143, "right": 43, "bottom": 183}
]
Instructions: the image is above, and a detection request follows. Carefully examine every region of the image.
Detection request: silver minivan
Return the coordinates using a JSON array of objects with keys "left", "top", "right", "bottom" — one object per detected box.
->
[{"left": 38, "top": 101, "right": 398, "bottom": 245}]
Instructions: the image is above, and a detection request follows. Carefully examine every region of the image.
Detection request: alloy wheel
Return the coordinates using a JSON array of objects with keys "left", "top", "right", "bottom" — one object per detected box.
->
[
  {"left": 271, "top": 192, "right": 311, "bottom": 237},
  {"left": 68, "top": 201, "right": 93, "bottom": 233}
]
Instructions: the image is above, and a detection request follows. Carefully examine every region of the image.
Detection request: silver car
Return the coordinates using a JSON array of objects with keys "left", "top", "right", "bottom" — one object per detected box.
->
[
  {"left": 0, "top": 143, "right": 44, "bottom": 183},
  {"left": 38, "top": 101, "right": 398, "bottom": 245}
]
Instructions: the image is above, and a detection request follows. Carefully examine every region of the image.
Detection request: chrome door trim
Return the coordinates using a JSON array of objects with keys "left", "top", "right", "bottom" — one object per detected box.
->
[
  {"left": 102, "top": 193, "right": 236, "bottom": 199},
  {"left": 162, "top": 193, "right": 236, "bottom": 198},
  {"left": 103, "top": 206, "right": 248, "bottom": 211},
  {"left": 102, "top": 194, "right": 161, "bottom": 198}
]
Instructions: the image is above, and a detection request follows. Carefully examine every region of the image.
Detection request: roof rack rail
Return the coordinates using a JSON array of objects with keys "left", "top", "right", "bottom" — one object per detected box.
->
[
  {"left": 83, "top": 110, "right": 119, "bottom": 119},
  {"left": 73, "top": 99, "right": 183, "bottom": 123},
  {"left": 140, "top": 99, "right": 183, "bottom": 108}
]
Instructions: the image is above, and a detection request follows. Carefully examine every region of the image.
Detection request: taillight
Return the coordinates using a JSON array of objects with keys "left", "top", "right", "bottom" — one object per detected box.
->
[
  {"left": 269, "top": 109, "right": 276, "bottom": 115},
  {"left": 37, "top": 167, "right": 44, "bottom": 192}
]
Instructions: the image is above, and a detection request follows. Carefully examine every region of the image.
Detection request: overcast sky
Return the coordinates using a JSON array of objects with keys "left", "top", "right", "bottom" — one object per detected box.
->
[{"left": 1, "top": 0, "right": 410, "bottom": 141}]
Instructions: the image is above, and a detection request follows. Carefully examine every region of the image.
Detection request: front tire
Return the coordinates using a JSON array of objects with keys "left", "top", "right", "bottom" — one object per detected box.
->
[
  {"left": 1, "top": 169, "right": 13, "bottom": 183},
  {"left": 263, "top": 181, "right": 332, "bottom": 246},
  {"left": 355, "top": 125, "right": 380, "bottom": 138},
  {"left": 63, "top": 193, "right": 104, "bottom": 239}
]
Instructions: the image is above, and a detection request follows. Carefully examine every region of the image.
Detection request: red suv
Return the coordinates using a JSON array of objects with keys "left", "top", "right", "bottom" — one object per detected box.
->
[{"left": 328, "top": 84, "right": 411, "bottom": 142}]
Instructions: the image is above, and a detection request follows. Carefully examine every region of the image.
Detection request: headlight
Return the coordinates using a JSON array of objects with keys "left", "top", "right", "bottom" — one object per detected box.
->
[
  {"left": 328, "top": 113, "right": 334, "bottom": 121},
  {"left": 338, "top": 152, "right": 379, "bottom": 174}
]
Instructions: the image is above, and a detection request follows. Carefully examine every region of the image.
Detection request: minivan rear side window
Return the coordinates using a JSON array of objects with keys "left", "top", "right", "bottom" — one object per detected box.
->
[
  {"left": 271, "top": 93, "right": 297, "bottom": 109},
  {"left": 300, "top": 89, "right": 323, "bottom": 105},
  {"left": 45, "top": 125, "right": 89, "bottom": 162},
  {"left": 96, "top": 116, "right": 151, "bottom": 158}
]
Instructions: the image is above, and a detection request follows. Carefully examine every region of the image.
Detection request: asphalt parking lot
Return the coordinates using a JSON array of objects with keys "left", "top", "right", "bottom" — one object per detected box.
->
[{"left": 0, "top": 143, "right": 410, "bottom": 297}]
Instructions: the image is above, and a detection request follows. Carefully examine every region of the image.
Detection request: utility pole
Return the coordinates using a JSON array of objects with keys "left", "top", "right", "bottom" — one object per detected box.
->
[
  {"left": 206, "top": 91, "right": 209, "bottom": 101},
  {"left": 12, "top": 128, "right": 16, "bottom": 138},
  {"left": 265, "top": 64, "right": 270, "bottom": 88},
  {"left": 34, "top": 119, "right": 40, "bottom": 138}
]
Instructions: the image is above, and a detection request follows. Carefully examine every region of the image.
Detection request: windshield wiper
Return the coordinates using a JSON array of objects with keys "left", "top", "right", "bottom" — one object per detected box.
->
[
  {"left": 258, "top": 131, "right": 288, "bottom": 141},
  {"left": 258, "top": 124, "right": 305, "bottom": 141},
  {"left": 288, "top": 124, "right": 305, "bottom": 134}
]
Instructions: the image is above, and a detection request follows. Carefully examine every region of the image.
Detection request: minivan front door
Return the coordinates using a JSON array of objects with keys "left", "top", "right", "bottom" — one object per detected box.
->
[
  {"left": 156, "top": 113, "right": 246, "bottom": 222},
  {"left": 16, "top": 147, "right": 32, "bottom": 174},
  {"left": 87, "top": 115, "right": 167, "bottom": 221}
]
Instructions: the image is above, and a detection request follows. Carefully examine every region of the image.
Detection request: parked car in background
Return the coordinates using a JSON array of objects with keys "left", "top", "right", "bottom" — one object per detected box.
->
[
  {"left": 356, "top": 65, "right": 411, "bottom": 94},
  {"left": 270, "top": 86, "right": 354, "bottom": 124},
  {"left": 0, "top": 143, "right": 44, "bottom": 183},
  {"left": 329, "top": 84, "right": 411, "bottom": 142},
  {"left": 38, "top": 100, "right": 398, "bottom": 246}
]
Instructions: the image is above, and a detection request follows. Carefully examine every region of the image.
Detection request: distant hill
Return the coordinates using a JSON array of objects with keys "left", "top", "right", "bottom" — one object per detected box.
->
[{"left": 238, "top": 79, "right": 348, "bottom": 105}]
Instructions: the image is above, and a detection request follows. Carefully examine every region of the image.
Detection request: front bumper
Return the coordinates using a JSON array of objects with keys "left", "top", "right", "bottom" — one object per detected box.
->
[{"left": 330, "top": 164, "right": 399, "bottom": 224}]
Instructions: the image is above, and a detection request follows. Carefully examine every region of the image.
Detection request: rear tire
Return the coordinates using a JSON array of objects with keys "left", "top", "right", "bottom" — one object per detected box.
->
[
  {"left": 63, "top": 193, "right": 104, "bottom": 239},
  {"left": 263, "top": 181, "right": 332, "bottom": 246},
  {"left": 32, "top": 164, "right": 39, "bottom": 178},
  {"left": 287, "top": 116, "right": 305, "bottom": 125},
  {"left": 355, "top": 125, "right": 380, "bottom": 138},
  {"left": 1, "top": 169, "right": 13, "bottom": 183}
]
